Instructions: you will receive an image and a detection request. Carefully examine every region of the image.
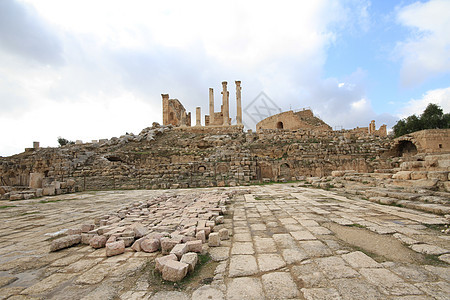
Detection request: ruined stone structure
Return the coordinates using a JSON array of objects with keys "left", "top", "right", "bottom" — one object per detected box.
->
[
  {"left": 0, "top": 80, "right": 448, "bottom": 200},
  {"left": 256, "top": 109, "right": 332, "bottom": 132},
  {"left": 161, "top": 81, "right": 243, "bottom": 130},
  {"left": 162, "top": 94, "right": 191, "bottom": 127}
]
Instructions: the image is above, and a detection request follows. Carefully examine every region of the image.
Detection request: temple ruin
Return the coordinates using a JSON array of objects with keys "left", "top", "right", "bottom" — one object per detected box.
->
[{"left": 162, "top": 81, "right": 243, "bottom": 129}]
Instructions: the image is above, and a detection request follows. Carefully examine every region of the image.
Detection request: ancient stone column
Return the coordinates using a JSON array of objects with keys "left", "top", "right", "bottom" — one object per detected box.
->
[
  {"left": 221, "top": 81, "right": 229, "bottom": 126},
  {"left": 33, "top": 141, "right": 40, "bottom": 149},
  {"left": 162, "top": 94, "right": 169, "bottom": 125},
  {"left": 180, "top": 110, "right": 186, "bottom": 127},
  {"left": 235, "top": 81, "right": 242, "bottom": 125},
  {"left": 196, "top": 107, "right": 201, "bottom": 126},
  {"left": 209, "top": 88, "right": 214, "bottom": 126}
]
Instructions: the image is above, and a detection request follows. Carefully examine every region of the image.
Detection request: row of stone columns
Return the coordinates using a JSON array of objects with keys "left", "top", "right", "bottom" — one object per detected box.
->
[{"left": 197, "top": 81, "right": 242, "bottom": 127}]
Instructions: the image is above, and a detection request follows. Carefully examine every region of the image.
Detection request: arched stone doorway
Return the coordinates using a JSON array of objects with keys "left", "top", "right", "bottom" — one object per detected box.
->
[
  {"left": 277, "top": 121, "right": 284, "bottom": 129},
  {"left": 279, "top": 163, "right": 290, "bottom": 179},
  {"left": 395, "top": 140, "right": 418, "bottom": 157}
]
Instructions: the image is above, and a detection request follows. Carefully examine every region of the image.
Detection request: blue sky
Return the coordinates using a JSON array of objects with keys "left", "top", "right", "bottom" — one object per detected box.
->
[{"left": 0, "top": 0, "right": 449, "bottom": 156}]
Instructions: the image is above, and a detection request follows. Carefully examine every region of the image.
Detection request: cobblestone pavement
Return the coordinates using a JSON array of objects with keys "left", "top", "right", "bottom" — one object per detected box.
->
[{"left": 0, "top": 184, "right": 449, "bottom": 299}]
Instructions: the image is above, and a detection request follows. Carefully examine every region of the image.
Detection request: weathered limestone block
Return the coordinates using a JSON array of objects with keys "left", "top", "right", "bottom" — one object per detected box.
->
[
  {"left": 180, "top": 252, "right": 198, "bottom": 272},
  {"left": 81, "top": 224, "right": 95, "bottom": 233},
  {"left": 392, "top": 171, "right": 411, "bottom": 180},
  {"left": 215, "top": 216, "right": 224, "bottom": 224},
  {"left": 162, "top": 260, "right": 189, "bottom": 282},
  {"left": 66, "top": 179, "right": 76, "bottom": 187},
  {"left": 29, "top": 172, "right": 44, "bottom": 188},
  {"left": 118, "top": 236, "right": 134, "bottom": 247},
  {"left": 43, "top": 186, "right": 56, "bottom": 196},
  {"left": 67, "top": 228, "right": 82, "bottom": 235},
  {"left": 130, "top": 223, "right": 148, "bottom": 238},
  {"left": 50, "top": 235, "right": 81, "bottom": 252},
  {"left": 155, "top": 254, "right": 178, "bottom": 272},
  {"left": 106, "top": 240, "right": 125, "bottom": 257},
  {"left": 219, "top": 228, "right": 229, "bottom": 240},
  {"left": 161, "top": 238, "right": 180, "bottom": 255},
  {"left": 331, "top": 171, "right": 346, "bottom": 177},
  {"left": 197, "top": 227, "right": 210, "bottom": 237},
  {"left": 81, "top": 233, "right": 97, "bottom": 244},
  {"left": 186, "top": 240, "right": 202, "bottom": 253},
  {"left": 428, "top": 171, "right": 449, "bottom": 181},
  {"left": 131, "top": 237, "right": 147, "bottom": 252},
  {"left": 208, "top": 232, "right": 220, "bottom": 247},
  {"left": 196, "top": 230, "right": 206, "bottom": 243},
  {"left": 9, "top": 193, "right": 23, "bottom": 201},
  {"left": 90, "top": 235, "right": 107, "bottom": 248},
  {"left": 410, "top": 171, "right": 428, "bottom": 180},
  {"left": 141, "top": 238, "right": 160, "bottom": 253},
  {"left": 170, "top": 243, "right": 188, "bottom": 259}
]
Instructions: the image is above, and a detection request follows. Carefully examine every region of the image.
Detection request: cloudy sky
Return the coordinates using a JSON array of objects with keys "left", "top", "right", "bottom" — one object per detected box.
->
[{"left": 1, "top": 0, "right": 450, "bottom": 156}]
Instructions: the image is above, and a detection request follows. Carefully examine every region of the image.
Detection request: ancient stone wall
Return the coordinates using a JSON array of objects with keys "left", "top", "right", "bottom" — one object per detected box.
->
[
  {"left": 256, "top": 109, "right": 332, "bottom": 132},
  {"left": 0, "top": 125, "right": 398, "bottom": 200}
]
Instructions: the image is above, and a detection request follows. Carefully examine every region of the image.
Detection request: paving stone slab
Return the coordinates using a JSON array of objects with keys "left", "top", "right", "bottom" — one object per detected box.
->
[
  {"left": 300, "top": 240, "right": 332, "bottom": 257},
  {"left": 261, "top": 272, "right": 300, "bottom": 299},
  {"left": 231, "top": 242, "right": 254, "bottom": 255},
  {"left": 290, "top": 231, "right": 317, "bottom": 241},
  {"left": 228, "top": 255, "right": 258, "bottom": 277},
  {"left": 254, "top": 237, "right": 277, "bottom": 253},
  {"left": 226, "top": 277, "right": 264, "bottom": 300},
  {"left": 331, "top": 278, "right": 383, "bottom": 300},
  {"left": 192, "top": 285, "right": 224, "bottom": 300},
  {"left": 314, "top": 256, "right": 359, "bottom": 279},
  {"left": 359, "top": 268, "right": 422, "bottom": 296},
  {"left": 415, "top": 281, "right": 450, "bottom": 300},
  {"left": 341, "top": 251, "right": 381, "bottom": 268},
  {"left": 209, "top": 247, "right": 230, "bottom": 262},
  {"left": 257, "top": 253, "right": 286, "bottom": 272},
  {"left": 301, "top": 287, "right": 342, "bottom": 300}
]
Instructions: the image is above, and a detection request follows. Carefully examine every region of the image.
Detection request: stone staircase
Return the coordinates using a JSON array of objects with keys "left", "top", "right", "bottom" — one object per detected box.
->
[{"left": 328, "top": 153, "right": 450, "bottom": 216}]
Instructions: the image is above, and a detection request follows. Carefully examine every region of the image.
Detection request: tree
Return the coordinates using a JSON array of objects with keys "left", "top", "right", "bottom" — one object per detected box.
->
[
  {"left": 57, "top": 137, "right": 74, "bottom": 146},
  {"left": 393, "top": 103, "right": 450, "bottom": 137}
]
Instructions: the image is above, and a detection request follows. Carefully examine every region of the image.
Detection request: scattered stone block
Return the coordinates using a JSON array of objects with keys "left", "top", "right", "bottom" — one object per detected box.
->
[
  {"left": 180, "top": 252, "right": 198, "bottom": 272},
  {"left": 90, "top": 235, "right": 107, "bottom": 249},
  {"left": 118, "top": 236, "right": 135, "bottom": 247},
  {"left": 208, "top": 232, "right": 220, "bottom": 247},
  {"left": 162, "top": 260, "right": 189, "bottom": 282},
  {"left": 218, "top": 228, "right": 229, "bottom": 240},
  {"left": 186, "top": 240, "right": 202, "bottom": 253},
  {"left": 155, "top": 254, "right": 177, "bottom": 272},
  {"left": 197, "top": 226, "right": 211, "bottom": 237},
  {"left": 106, "top": 240, "right": 125, "bottom": 257},
  {"left": 196, "top": 230, "right": 206, "bottom": 243},
  {"left": 170, "top": 243, "right": 188, "bottom": 259},
  {"left": 161, "top": 238, "right": 180, "bottom": 255},
  {"left": 141, "top": 238, "right": 160, "bottom": 253},
  {"left": 50, "top": 235, "right": 81, "bottom": 252},
  {"left": 81, "top": 233, "right": 97, "bottom": 244},
  {"left": 81, "top": 224, "right": 95, "bottom": 233},
  {"left": 131, "top": 223, "right": 148, "bottom": 238},
  {"left": 215, "top": 216, "right": 224, "bottom": 224}
]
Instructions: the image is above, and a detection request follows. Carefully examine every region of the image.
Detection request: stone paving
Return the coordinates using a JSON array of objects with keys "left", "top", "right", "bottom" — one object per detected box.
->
[{"left": 0, "top": 184, "right": 449, "bottom": 299}]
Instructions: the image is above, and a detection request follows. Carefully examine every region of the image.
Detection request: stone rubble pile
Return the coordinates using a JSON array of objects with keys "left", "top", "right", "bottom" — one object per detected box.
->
[{"left": 49, "top": 191, "right": 232, "bottom": 281}]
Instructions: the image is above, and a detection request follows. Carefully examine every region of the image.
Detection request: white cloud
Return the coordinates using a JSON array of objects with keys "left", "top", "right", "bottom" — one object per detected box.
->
[
  {"left": 399, "top": 87, "right": 450, "bottom": 118},
  {"left": 396, "top": 0, "right": 450, "bottom": 86},
  {"left": 0, "top": 0, "right": 388, "bottom": 156}
]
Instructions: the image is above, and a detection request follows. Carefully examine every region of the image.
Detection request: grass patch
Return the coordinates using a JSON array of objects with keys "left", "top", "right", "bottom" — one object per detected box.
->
[
  {"left": 423, "top": 254, "right": 448, "bottom": 266},
  {"left": 147, "top": 253, "right": 216, "bottom": 292},
  {"left": 425, "top": 224, "right": 448, "bottom": 233},
  {"left": 0, "top": 205, "right": 16, "bottom": 209}
]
